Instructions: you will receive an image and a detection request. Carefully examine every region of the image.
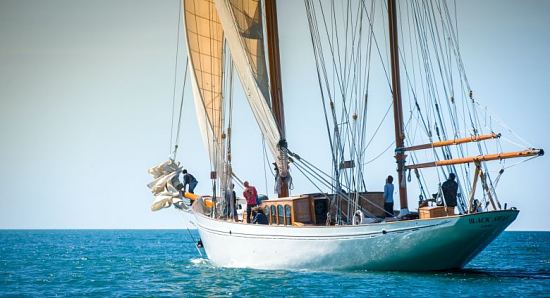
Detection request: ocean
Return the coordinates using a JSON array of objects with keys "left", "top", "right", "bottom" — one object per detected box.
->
[{"left": 1, "top": 230, "right": 548, "bottom": 297}]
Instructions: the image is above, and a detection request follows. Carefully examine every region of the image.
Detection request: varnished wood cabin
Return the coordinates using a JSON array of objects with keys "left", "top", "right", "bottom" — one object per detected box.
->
[{"left": 255, "top": 192, "right": 385, "bottom": 226}]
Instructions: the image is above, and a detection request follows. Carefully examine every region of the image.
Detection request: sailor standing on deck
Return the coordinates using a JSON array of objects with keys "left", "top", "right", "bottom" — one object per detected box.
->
[
  {"left": 225, "top": 183, "right": 237, "bottom": 220},
  {"left": 243, "top": 181, "right": 258, "bottom": 223},
  {"left": 383, "top": 175, "right": 395, "bottom": 217},
  {"left": 441, "top": 173, "right": 458, "bottom": 209}
]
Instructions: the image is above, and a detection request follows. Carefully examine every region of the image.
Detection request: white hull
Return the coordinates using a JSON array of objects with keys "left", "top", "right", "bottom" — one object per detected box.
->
[{"left": 191, "top": 207, "right": 518, "bottom": 271}]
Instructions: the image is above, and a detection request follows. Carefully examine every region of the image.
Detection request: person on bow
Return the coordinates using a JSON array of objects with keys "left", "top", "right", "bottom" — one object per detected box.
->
[
  {"left": 182, "top": 169, "right": 198, "bottom": 194},
  {"left": 243, "top": 181, "right": 258, "bottom": 223}
]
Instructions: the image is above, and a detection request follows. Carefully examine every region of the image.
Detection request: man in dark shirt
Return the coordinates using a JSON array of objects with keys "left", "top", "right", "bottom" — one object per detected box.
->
[
  {"left": 225, "top": 184, "right": 237, "bottom": 220},
  {"left": 441, "top": 173, "right": 458, "bottom": 207},
  {"left": 182, "top": 169, "right": 198, "bottom": 194},
  {"left": 252, "top": 207, "right": 269, "bottom": 225}
]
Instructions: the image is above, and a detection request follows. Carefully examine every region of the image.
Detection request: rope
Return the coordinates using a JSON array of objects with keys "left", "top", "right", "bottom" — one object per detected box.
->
[
  {"left": 304, "top": 0, "right": 343, "bottom": 183},
  {"left": 185, "top": 226, "right": 202, "bottom": 257},
  {"left": 169, "top": 0, "right": 183, "bottom": 154},
  {"left": 361, "top": 102, "right": 393, "bottom": 154},
  {"left": 300, "top": 0, "right": 540, "bottom": 217},
  {"left": 262, "top": 138, "right": 271, "bottom": 194},
  {"left": 172, "top": 59, "right": 189, "bottom": 159},
  {"left": 180, "top": 210, "right": 203, "bottom": 257},
  {"left": 363, "top": 141, "right": 395, "bottom": 165}
]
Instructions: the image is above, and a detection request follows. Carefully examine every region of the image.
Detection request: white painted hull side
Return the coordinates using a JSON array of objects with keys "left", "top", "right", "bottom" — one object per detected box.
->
[{"left": 191, "top": 209, "right": 518, "bottom": 271}]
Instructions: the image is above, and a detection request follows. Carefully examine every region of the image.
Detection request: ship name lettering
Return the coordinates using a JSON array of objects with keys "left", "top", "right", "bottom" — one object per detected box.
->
[{"left": 469, "top": 217, "right": 490, "bottom": 224}]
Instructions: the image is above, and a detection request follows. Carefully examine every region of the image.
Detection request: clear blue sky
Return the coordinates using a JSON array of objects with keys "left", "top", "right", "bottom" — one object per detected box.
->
[{"left": 0, "top": 0, "right": 548, "bottom": 230}]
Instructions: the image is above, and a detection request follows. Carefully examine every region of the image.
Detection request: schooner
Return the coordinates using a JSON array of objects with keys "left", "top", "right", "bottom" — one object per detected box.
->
[{"left": 147, "top": 0, "right": 543, "bottom": 271}]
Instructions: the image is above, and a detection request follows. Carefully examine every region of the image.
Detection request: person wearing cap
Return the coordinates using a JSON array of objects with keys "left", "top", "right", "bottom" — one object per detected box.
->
[
  {"left": 441, "top": 173, "right": 458, "bottom": 208},
  {"left": 243, "top": 181, "right": 258, "bottom": 223}
]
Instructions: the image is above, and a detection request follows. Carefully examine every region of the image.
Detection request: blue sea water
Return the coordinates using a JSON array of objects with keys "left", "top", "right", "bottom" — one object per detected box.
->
[{"left": 0, "top": 230, "right": 548, "bottom": 297}]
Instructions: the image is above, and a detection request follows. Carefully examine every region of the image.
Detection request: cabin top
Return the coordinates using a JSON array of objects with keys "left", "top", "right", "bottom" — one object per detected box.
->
[{"left": 260, "top": 195, "right": 311, "bottom": 203}]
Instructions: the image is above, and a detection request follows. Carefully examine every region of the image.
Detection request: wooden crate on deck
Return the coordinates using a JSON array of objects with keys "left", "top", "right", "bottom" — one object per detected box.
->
[{"left": 419, "top": 206, "right": 446, "bottom": 219}]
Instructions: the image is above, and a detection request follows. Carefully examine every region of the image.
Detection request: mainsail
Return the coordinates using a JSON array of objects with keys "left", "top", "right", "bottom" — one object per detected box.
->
[
  {"left": 183, "top": 0, "right": 226, "bottom": 172},
  {"left": 214, "top": 0, "right": 281, "bottom": 158}
]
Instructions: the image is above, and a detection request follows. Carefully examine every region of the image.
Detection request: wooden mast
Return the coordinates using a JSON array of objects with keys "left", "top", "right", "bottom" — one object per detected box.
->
[
  {"left": 388, "top": 0, "right": 408, "bottom": 211},
  {"left": 265, "top": 0, "right": 289, "bottom": 197}
]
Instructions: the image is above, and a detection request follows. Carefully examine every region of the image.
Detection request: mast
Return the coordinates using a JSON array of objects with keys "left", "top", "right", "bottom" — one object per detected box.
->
[
  {"left": 265, "top": 0, "right": 289, "bottom": 197},
  {"left": 388, "top": 0, "right": 408, "bottom": 212}
]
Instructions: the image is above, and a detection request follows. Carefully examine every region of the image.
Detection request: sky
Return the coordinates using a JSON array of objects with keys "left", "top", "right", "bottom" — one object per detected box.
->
[{"left": 0, "top": 0, "right": 549, "bottom": 230}]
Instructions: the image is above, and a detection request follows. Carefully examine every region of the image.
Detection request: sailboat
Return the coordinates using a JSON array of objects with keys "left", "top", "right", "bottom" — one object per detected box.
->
[{"left": 148, "top": 0, "right": 544, "bottom": 271}]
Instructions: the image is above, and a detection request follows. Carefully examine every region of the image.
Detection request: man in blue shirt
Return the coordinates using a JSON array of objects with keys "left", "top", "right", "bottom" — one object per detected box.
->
[
  {"left": 252, "top": 207, "right": 269, "bottom": 225},
  {"left": 383, "top": 175, "right": 394, "bottom": 217}
]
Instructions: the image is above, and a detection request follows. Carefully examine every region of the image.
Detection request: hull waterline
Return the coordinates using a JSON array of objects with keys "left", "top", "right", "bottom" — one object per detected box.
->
[{"left": 191, "top": 208, "right": 518, "bottom": 271}]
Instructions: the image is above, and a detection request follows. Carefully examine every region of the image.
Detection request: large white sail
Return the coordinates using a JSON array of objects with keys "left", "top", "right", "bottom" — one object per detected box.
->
[
  {"left": 214, "top": 0, "right": 281, "bottom": 158},
  {"left": 183, "top": 0, "right": 226, "bottom": 173}
]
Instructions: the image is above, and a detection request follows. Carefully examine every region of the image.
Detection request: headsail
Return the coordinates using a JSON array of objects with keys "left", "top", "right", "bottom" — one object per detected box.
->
[
  {"left": 147, "top": 159, "right": 185, "bottom": 211},
  {"left": 214, "top": 0, "right": 281, "bottom": 158},
  {"left": 183, "top": 0, "right": 226, "bottom": 171}
]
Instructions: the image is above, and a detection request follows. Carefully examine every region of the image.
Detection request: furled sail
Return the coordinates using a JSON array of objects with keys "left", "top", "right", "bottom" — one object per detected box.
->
[
  {"left": 147, "top": 159, "right": 185, "bottom": 211},
  {"left": 183, "top": 0, "right": 225, "bottom": 168},
  {"left": 214, "top": 0, "right": 281, "bottom": 158}
]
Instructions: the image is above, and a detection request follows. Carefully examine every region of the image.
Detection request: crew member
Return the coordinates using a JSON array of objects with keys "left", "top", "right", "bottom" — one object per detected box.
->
[
  {"left": 383, "top": 175, "right": 394, "bottom": 217},
  {"left": 441, "top": 173, "right": 458, "bottom": 208},
  {"left": 182, "top": 169, "right": 198, "bottom": 194},
  {"left": 243, "top": 181, "right": 258, "bottom": 223}
]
